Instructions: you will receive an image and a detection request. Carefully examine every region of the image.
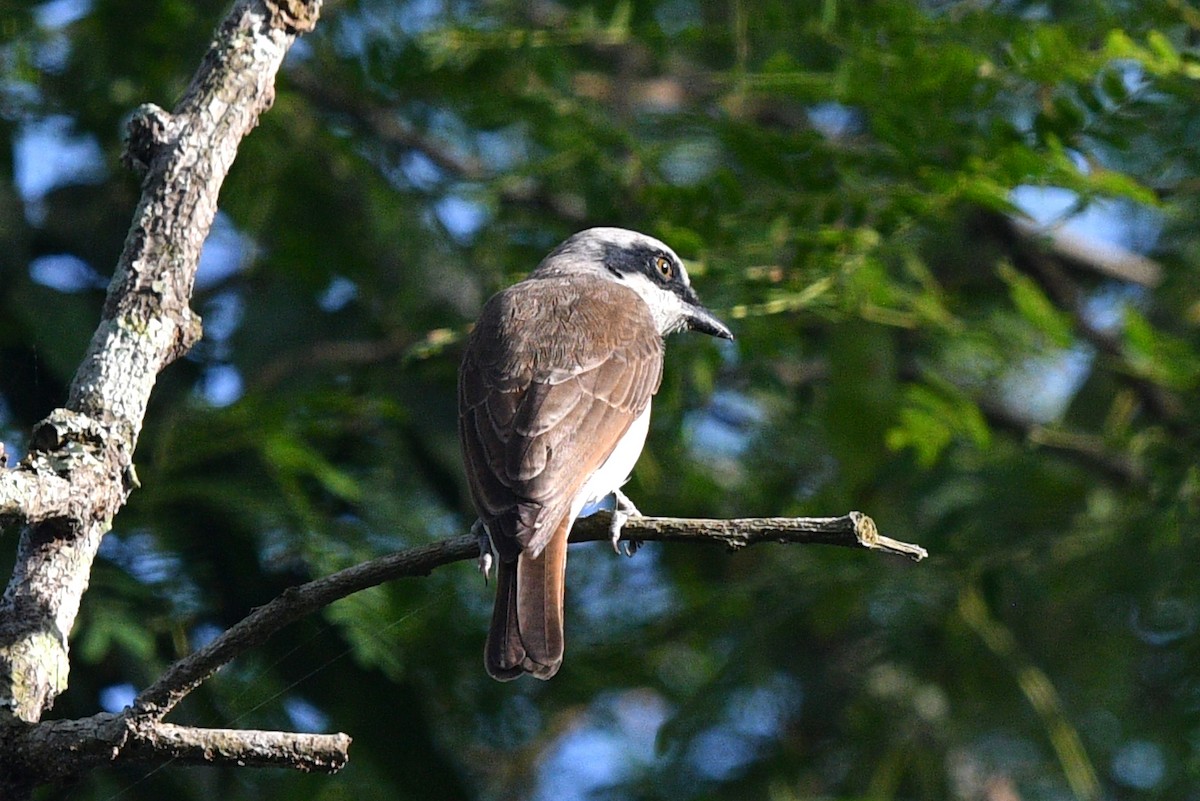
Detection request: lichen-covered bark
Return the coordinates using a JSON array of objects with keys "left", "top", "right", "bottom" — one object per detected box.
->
[
  {"left": 0, "top": 2, "right": 321, "bottom": 787},
  {"left": 0, "top": 411, "right": 132, "bottom": 723},
  {"left": 6, "top": 712, "right": 349, "bottom": 783}
]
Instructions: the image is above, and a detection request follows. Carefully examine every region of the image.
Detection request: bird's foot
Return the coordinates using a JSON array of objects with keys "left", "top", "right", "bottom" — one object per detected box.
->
[
  {"left": 472, "top": 520, "right": 493, "bottom": 583},
  {"left": 610, "top": 490, "right": 643, "bottom": 557}
]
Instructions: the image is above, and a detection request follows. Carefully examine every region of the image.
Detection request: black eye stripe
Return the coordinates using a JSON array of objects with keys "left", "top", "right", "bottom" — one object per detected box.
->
[{"left": 601, "top": 242, "right": 686, "bottom": 286}]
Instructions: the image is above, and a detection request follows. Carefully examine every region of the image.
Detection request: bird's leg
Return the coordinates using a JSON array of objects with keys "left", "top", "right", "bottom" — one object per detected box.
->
[
  {"left": 609, "top": 489, "right": 644, "bottom": 557},
  {"left": 472, "top": 519, "right": 494, "bottom": 584}
]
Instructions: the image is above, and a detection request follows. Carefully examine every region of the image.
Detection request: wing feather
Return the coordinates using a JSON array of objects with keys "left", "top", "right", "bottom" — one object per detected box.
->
[{"left": 459, "top": 274, "right": 664, "bottom": 559}]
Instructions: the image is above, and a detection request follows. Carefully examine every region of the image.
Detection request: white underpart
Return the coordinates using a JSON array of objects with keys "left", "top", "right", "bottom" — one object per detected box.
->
[
  {"left": 620, "top": 272, "right": 692, "bottom": 336},
  {"left": 571, "top": 404, "right": 652, "bottom": 522}
]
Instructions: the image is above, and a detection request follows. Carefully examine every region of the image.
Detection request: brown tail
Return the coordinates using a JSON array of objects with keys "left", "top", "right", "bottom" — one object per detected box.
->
[{"left": 485, "top": 518, "right": 569, "bottom": 681}]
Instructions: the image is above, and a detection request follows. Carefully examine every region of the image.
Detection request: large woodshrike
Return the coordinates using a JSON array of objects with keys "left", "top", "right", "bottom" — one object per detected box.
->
[{"left": 459, "top": 227, "right": 732, "bottom": 681}]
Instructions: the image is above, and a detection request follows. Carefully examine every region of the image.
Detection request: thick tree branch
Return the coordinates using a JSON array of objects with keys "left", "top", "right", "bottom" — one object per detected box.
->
[
  {"left": 4, "top": 713, "right": 348, "bottom": 788},
  {"left": 988, "top": 213, "right": 1183, "bottom": 423},
  {"left": 134, "top": 511, "right": 923, "bottom": 720},
  {"left": 0, "top": 0, "right": 322, "bottom": 739},
  {"left": 0, "top": 5, "right": 323, "bottom": 791},
  {"left": 1010, "top": 217, "right": 1162, "bottom": 288}
]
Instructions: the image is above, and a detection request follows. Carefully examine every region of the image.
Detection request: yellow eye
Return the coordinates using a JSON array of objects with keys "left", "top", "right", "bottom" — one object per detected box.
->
[{"left": 655, "top": 255, "right": 673, "bottom": 279}]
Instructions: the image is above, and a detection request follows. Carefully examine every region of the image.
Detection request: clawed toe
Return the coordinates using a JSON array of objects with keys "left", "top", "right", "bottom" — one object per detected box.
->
[
  {"left": 472, "top": 520, "right": 494, "bottom": 583},
  {"left": 609, "top": 490, "right": 644, "bottom": 558}
]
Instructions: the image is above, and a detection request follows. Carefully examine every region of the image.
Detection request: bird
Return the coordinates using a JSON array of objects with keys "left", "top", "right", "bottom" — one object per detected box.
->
[{"left": 458, "top": 227, "right": 732, "bottom": 681}]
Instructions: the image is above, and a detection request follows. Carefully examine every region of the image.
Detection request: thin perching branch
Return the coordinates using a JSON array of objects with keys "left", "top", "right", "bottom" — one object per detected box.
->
[
  {"left": 133, "top": 510, "right": 923, "bottom": 721},
  {"left": 3, "top": 510, "right": 920, "bottom": 784}
]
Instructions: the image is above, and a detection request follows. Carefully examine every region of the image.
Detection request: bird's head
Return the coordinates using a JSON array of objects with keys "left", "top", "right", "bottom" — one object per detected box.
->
[{"left": 536, "top": 227, "right": 733, "bottom": 340}]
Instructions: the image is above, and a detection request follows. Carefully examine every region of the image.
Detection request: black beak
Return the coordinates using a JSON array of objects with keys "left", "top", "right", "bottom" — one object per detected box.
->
[{"left": 687, "top": 304, "right": 734, "bottom": 340}]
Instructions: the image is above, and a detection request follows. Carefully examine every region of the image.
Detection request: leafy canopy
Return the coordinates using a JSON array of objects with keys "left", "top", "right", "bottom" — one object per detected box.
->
[{"left": 2, "top": 0, "right": 1199, "bottom": 799}]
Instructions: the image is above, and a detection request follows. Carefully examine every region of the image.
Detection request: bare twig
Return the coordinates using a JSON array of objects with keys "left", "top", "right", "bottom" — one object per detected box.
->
[
  {"left": 119, "top": 721, "right": 350, "bottom": 773},
  {"left": 574, "top": 510, "right": 927, "bottom": 560},
  {"left": 286, "top": 66, "right": 488, "bottom": 179},
  {"left": 978, "top": 399, "right": 1145, "bottom": 487},
  {"left": 251, "top": 330, "right": 413, "bottom": 391}
]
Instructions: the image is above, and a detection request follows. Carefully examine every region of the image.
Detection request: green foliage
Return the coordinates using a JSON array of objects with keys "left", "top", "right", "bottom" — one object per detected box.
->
[
  {"left": 887, "top": 381, "right": 991, "bottom": 468},
  {"left": 998, "top": 262, "right": 1075, "bottom": 348},
  {"left": 4, "top": 0, "right": 1200, "bottom": 799}
]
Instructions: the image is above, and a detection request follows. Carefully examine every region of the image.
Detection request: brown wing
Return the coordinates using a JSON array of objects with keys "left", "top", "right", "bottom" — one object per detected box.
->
[{"left": 458, "top": 273, "right": 664, "bottom": 560}]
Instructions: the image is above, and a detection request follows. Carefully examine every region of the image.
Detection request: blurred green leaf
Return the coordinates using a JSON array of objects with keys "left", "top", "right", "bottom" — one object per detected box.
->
[
  {"left": 1123, "top": 306, "right": 1200, "bottom": 391},
  {"left": 998, "top": 262, "right": 1074, "bottom": 348},
  {"left": 886, "top": 381, "right": 991, "bottom": 468}
]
